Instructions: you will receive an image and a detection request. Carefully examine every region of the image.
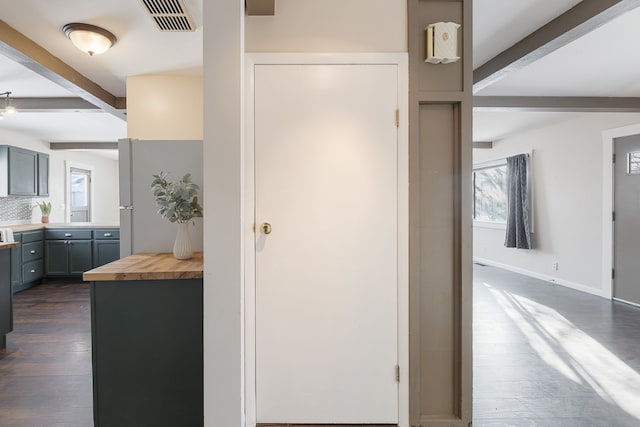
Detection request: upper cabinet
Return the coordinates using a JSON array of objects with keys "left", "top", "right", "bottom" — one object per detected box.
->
[
  {"left": 37, "top": 153, "right": 49, "bottom": 196},
  {"left": 0, "top": 146, "right": 49, "bottom": 197}
]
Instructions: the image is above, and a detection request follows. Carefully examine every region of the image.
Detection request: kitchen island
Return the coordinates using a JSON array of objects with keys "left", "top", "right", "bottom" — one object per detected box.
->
[
  {"left": 83, "top": 253, "right": 203, "bottom": 427},
  {"left": 0, "top": 242, "right": 20, "bottom": 349}
]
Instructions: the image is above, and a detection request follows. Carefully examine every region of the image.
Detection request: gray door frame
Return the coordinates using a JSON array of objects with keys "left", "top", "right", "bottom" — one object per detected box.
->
[{"left": 602, "top": 122, "right": 640, "bottom": 302}]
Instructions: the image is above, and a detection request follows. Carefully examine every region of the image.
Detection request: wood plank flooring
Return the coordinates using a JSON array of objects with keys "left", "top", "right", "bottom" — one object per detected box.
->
[
  {"left": 474, "top": 264, "right": 640, "bottom": 427},
  {"left": 4, "top": 268, "right": 640, "bottom": 427},
  {"left": 0, "top": 281, "right": 93, "bottom": 427}
]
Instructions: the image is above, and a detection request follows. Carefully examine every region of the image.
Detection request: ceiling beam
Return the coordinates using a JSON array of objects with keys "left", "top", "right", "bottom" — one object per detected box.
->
[
  {"left": 11, "top": 97, "right": 102, "bottom": 113},
  {"left": 474, "top": 96, "right": 640, "bottom": 113},
  {"left": 0, "top": 20, "right": 126, "bottom": 121},
  {"left": 473, "top": 141, "right": 493, "bottom": 149},
  {"left": 50, "top": 142, "right": 118, "bottom": 150},
  {"left": 246, "top": 0, "right": 275, "bottom": 15},
  {"left": 473, "top": 0, "right": 640, "bottom": 93}
]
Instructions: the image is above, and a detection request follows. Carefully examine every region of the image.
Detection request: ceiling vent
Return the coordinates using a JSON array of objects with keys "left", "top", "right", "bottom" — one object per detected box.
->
[{"left": 141, "top": 0, "right": 195, "bottom": 32}]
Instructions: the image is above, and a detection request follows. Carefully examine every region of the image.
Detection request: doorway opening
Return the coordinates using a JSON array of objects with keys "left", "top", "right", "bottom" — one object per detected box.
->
[{"left": 66, "top": 162, "right": 93, "bottom": 223}]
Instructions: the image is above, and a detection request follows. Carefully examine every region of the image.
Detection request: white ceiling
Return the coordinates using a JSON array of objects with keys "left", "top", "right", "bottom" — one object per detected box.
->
[
  {"left": 0, "top": 0, "right": 202, "bottom": 150},
  {"left": 474, "top": 0, "right": 640, "bottom": 142},
  {"left": 472, "top": 0, "right": 582, "bottom": 69},
  {"left": 0, "top": 0, "right": 203, "bottom": 97},
  {"left": 2, "top": 1, "right": 640, "bottom": 147}
]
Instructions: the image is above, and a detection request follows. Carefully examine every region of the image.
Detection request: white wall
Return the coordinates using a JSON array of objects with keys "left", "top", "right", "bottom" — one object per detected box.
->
[
  {"left": 202, "top": 2, "right": 408, "bottom": 426},
  {"left": 474, "top": 113, "right": 640, "bottom": 296},
  {"left": 245, "top": 0, "right": 407, "bottom": 52},
  {"left": 0, "top": 129, "right": 119, "bottom": 224}
]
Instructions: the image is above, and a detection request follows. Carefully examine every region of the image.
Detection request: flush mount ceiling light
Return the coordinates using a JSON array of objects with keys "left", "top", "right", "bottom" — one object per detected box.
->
[
  {"left": 63, "top": 23, "right": 117, "bottom": 56},
  {"left": 0, "top": 91, "right": 16, "bottom": 119}
]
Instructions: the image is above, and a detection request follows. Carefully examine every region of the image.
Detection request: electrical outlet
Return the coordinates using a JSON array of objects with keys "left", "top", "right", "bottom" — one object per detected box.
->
[{"left": 552, "top": 262, "right": 559, "bottom": 271}]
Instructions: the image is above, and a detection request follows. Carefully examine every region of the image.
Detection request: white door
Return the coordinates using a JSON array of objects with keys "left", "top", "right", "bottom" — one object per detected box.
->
[
  {"left": 69, "top": 167, "right": 91, "bottom": 222},
  {"left": 254, "top": 64, "right": 399, "bottom": 424}
]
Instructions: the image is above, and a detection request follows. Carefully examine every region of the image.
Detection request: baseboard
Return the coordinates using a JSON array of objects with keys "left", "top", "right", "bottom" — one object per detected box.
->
[{"left": 473, "top": 257, "right": 608, "bottom": 299}]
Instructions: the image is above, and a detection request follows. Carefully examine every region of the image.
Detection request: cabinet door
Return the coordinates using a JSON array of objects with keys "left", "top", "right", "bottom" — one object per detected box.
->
[
  {"left": 69, "top": 240, "right": 93, "bottom": 275},
  {"left": 22, "top": 260, "right": 44, "bottom": 284},
  {"left": 10, "top": 233, "right": 22, "bottom": 293},
  {"left": 37, "top": 153, "right": 49, "bottom": 196},
  {"left": 45, "top": 241, "right": 70, "bottom": 276},
  {"left": 8, "top": 147, "right": 38, "bottom": 196},
  {"left": 93, "top": 240, "right": 120, "bottom": 268},
  {"left": 1, "top": 251, "right": 12, "bottom": 341}
]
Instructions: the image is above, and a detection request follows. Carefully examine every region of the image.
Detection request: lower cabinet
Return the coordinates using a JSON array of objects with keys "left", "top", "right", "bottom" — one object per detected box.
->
[
  {"left": 92, "top": 229, "right": 120, "bottom": 268},
  {"left": 10, "top": 227, "right": 119, "bottom": 289},
  {"left": 11, "top": 230, "right": 44, "bottom": 293},
  {"left": 91, "top": 279, "right": 203, "bottom": 426},
  {"left": 45, "top": 239, "right": 93, "bottom": 276},
  {"left": 1, "top": 250, "right": 12, "bottom": 349}
]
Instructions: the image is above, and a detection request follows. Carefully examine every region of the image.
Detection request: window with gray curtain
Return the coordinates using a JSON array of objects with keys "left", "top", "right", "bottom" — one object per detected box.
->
[{"left": 504, "top": 153, "right": 532, "bottom": 249}]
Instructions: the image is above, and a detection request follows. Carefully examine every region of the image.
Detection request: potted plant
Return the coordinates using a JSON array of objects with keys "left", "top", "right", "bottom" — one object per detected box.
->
[
  {"left": 34, "top": 201, "right": 52, "bottom": 223},
  {"left": 151, "top": 172, "right": 203, "bottom": 259}
]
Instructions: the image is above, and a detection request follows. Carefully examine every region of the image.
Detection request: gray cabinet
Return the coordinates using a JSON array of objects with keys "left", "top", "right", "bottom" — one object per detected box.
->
[
  {"left": 37, "top": 153, "right": 49, "bottom": 196},
  {"left": 10, "top": 233, "right": 22, "bottom": 292},
  {"left": 11, "top": 230, "right": 44, "bottom": 293},
  {"left": 45, "top": 229, "right": 93, "bottom": 277},
  {"left": 93, "top": 229, "right": 120, "bottom": 268},
  {"left": 0, "top": 250, "right": 12, "bottom": 349},
  {"left": 91, "top": 278, "right": 203, "bottom": 426},
  {"left": 0, "top": 146, "right": 49, "bottom": 197}
]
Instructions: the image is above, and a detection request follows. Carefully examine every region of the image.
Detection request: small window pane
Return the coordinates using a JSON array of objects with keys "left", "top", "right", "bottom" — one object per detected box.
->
[
  {"left": 629, "top": 151, "right": 640, "bottom": 175},
  {"left": 71, "top": 173, "right": 88, "bottom": 207},
  {"left": 474, "top": 165, "right": 507, "bottom": 223}
]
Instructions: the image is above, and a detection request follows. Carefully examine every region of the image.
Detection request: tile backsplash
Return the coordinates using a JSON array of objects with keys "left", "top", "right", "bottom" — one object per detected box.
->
[{"left": 0, "top": 197, "right": 33, "bottom": 222}]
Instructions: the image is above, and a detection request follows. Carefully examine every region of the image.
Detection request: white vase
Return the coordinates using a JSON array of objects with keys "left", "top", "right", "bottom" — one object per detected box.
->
[{"left": 173, "top": 222, "right": 194, "bottom": 260}]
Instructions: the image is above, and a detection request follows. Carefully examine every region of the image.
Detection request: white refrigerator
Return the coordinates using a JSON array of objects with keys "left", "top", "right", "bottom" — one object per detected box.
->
[{"left": 118, "top": 139, "right": 203, "bottom": 257}]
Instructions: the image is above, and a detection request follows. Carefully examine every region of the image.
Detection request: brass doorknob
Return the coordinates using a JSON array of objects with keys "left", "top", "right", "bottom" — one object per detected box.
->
[{"left": 261, "top": 222, "right": 272, "bottom": 235}]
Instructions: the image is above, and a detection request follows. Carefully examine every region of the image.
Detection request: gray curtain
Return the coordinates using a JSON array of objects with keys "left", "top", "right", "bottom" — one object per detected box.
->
[{"left": 504, "top": 154, "right": 531, "bottom": 249}]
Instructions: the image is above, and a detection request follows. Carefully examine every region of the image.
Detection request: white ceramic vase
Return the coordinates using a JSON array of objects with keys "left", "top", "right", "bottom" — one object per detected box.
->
[{"left": 173, "top": 221, "right": 194, "bottom": 260}]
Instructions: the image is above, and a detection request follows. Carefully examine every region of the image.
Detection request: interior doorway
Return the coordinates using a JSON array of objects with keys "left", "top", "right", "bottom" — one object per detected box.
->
[
  {"left": 613, "top": 134, "right": 640, "bottom": 306},
  {"left": 66, "top": 163, "right": 93, "bottom": 223},
  {"left": 244, "top": 54, "right": 409, "bottom": 427}
]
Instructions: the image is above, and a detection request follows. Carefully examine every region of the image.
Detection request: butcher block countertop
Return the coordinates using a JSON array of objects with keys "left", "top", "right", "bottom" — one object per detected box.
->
[
  {"left": 83, "top": 252, "right": 203, "bottom": 281},
  {"left": 0, "top": 242, "right": 20, "bottom": 250}
]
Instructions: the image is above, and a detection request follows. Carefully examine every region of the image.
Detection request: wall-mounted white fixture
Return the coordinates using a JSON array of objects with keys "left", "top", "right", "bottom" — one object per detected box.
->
[
  {"left": 0, "top": 91, "right": 16, "bottom": 120},
  {"left": 63, "top": 23, "right": 117, "bottom": 56},
  {"left": 425, "top": 22, "right": 460, "bottom": 64}
]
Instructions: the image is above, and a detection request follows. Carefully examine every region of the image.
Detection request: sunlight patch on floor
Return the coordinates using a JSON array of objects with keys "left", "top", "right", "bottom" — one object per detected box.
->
[{"left": 485, "top": 282, "right": 640, "bottom": 420}]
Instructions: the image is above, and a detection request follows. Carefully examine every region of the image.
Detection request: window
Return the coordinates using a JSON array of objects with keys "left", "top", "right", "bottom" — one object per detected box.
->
[{"left": 473, "top": 162, "right": 507, "bottom": 225}]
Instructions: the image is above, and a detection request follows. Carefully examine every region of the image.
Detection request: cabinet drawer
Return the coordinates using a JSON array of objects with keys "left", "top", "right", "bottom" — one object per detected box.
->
[
  {"left": 93, "top": 229, "right": 120, "bottom": 240},
  {"left": 45, "top": 229, "right": 92, "bottom": 240},
  {"left": 22, "top": 230, "right": 44, "bottom": 243},
  {"left": 22, "top": 259, "right": 44, "bottom": 283},
  {"left": 22, "top": 241, "right": 44, "bottom": 262}
]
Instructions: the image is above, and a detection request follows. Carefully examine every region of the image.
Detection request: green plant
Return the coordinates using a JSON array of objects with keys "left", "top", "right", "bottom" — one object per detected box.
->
[
  {"left": 34, "top": 201, "right": 52, "bottom": 216},
  {"left": 151, "top": 172, "right": 203, "bottom": 224}
]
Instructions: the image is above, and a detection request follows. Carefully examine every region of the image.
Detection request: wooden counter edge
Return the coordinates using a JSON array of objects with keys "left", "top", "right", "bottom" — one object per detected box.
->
[
  {"left": 0, "top": 242, "right": 20, "bottom": 250},
  {"left": 83, "top": 252, "right": 203, "bottom": 281}
]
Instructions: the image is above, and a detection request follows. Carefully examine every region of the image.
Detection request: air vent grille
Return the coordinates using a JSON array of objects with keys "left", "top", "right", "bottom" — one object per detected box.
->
[{"left": 141, "top": 0, "right": 195, "bottom": 32}]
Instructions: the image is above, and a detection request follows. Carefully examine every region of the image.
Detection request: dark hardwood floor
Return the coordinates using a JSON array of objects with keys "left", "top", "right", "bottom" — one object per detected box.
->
[
  {"left": 0, "top": 281, "right": 93, "bottom": 427},
  {"left": 4, "top": 268, "right": 640, "bottom": 427}
]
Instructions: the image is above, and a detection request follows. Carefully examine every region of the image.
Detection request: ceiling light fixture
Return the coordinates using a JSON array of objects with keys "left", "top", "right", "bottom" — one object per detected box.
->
[
  {"left": 63, "top": 23, "right": 117, "bottom": 56},
  {"left": 0, "top": 91, "right": 16, "bottom": 117}
]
